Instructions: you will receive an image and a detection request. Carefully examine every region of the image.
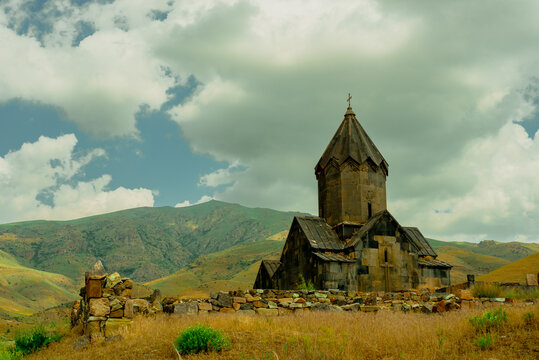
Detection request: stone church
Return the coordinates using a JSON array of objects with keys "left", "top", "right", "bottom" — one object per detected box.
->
[{"left": 254, "top": 102, "right": 452, "bottom": 292}]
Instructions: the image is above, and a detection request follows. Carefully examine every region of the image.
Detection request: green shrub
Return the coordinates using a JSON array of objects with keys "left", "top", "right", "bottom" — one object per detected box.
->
[
  {"left": 472, "top": 283, "right": 503, "bottom": 298},
  {"left": 474, "top": 334, "right": 493, "bottom": 350},
  {"left": 175, "top": 324, "right": 230, "bottom": 355},
  {"left": 0, "top": 341, "right": 24, "bottom": 359},
  {"left": 12, "top": 325, "right": 62, "bottom": 356},
  {"left": 0, "top": 347, "right": 21, "bottom": 360},
  {"left": 469, "top": 308, "right": 507, "bottom": 333},
  {"left": 523, "top": 312, "right": 535, "bottom": 325},
  {"left": 298, "top": 274, "right": 315, "bottom": 291}
]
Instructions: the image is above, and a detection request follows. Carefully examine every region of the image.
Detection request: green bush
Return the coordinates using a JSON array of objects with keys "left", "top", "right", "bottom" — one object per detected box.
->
[
  {"left": 298, "top": 274, "right": 315, "bottom": 291},
  {"left": 469, "top": 308, "right": 507, "bottom": 333},
  {"left": 472, "top": 283, "right": 503, "bottom": 298},
  {"left": 12, "top": 325, "right": 62, "bottom": 356},
  {"left": 0, "top": 347, "right": 20, "bottom": 360},
  {"left": 175, "top": 324, "right": 230, "bottom": 355},
  {"left": 523, "top": 312, "right": 535, "bottom": 325},
  {"left": 474, "top": 334, "right": 493, "bottom": 350}
]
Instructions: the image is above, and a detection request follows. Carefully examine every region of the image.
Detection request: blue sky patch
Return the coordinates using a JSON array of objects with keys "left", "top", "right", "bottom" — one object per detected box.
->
[
  {"left": 73, "top": 20, "right": 96, "bottom": 46},
  {"left": 0, "top": 93, "right": 226, "bottom": 208}
]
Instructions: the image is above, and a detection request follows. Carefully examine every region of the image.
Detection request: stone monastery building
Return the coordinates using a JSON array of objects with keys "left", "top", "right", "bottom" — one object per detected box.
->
[{"left": 255, "top": 102, "right": 452, "bottom": 292}]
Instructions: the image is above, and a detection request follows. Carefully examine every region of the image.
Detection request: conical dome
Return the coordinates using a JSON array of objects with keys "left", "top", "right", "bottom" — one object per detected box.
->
[{"left": 316, "top": 107, "right": 388, "bottom": 175}]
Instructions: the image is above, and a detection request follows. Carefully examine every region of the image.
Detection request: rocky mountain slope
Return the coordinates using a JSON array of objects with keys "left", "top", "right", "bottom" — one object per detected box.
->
[
  {"left": 0, "top": 201, "right": 537, "bottom": 312},
  {"left": 0, "top": 200, "right": 301, "bottom": 283}
]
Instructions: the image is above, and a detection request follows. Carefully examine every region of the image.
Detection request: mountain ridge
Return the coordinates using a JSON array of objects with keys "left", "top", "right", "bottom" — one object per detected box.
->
[
  {"left": 0, "top": 201, "right": 537, "bottom": 311},
  {"left": 0, "top": 200, "right": 304, "bottom": 283}
]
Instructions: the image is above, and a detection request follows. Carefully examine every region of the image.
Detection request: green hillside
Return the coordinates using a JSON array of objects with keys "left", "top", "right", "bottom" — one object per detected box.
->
[
  {"left": 146, "top": 239, "right": 284, "bottom": 297},
  {"left": 148, "top": 236, "right": 539, "bottom": 296},
  {"left": 1, "top": 200, "right": 537, "bottom": 308},
  {"left": 427, "top": 238, "right": 539, "bottom": 284},
  {"left": 478, "top": 252, "right": 539, "bottom": 283},
  {"left": 0, "top": 250, "right": 77, "bottom": 318},
  {"left": 0, "top": 201, "right": 300, "bottom": 282},
  {"left": 435, "top": 246, "right": 510, "bottom": 284},
  {"left": 428, "top": 239, "right": 537, "bottom": 262}
]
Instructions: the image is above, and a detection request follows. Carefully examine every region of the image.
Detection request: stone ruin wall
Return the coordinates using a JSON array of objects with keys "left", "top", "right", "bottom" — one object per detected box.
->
[
  {"left": 71, "top": 263, "right": 162, "bottom": 341},
  {"left": 70, "top": 264, "right": 539, "bottom": 342},
  {"left": 161, "top": 287, "right": 523, "bottom": 317}
]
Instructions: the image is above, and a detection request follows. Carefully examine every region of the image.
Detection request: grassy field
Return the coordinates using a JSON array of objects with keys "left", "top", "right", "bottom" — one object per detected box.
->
[
  {"left": 24, "top": 304, "right": 539, "bottom": 360},
  {"left": 146, "top": 240, "right": 284, "bottom": 297},
  {"left": 478, "top": 252, "right": 539, "bottom": 283}
]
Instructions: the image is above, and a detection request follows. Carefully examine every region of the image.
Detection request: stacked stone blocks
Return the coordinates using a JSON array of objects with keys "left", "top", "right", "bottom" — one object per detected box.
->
[
  {"left": 162, "top": 287, "right": 520, "bottom": 316},
  {"left": 72, "top": 262, "right": 153, "bottom": 341}
]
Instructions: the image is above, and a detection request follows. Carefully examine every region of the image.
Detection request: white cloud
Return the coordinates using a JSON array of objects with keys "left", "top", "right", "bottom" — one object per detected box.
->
[
  {"left": 160, "top": 1, "right": 539, "bottom": 242},
  {"left": 0, "top": 135, "right": 154, "bottom": 223},
  {"left": 394, "top": 117, "right": 539, "bottom": 242},
  {"left": 174, "top": 195, "right": 214, "bottom": 208},
  {"left": 1, "top": 0, "right": 539, "bottom": 242},
  {"left": 0, "top": 0, "right": 175, "bottom": 138},
  {"left": 174, "top": 200, "right": 191, "bottom": 208},
  {"left": 199, "top": 163, "right": 242, "bottom": 187}
]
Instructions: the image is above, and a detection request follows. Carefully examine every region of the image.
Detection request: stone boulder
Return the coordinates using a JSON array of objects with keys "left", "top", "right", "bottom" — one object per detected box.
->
[
  {"left": 89, "top": 298, "right": 110, "bottom": 317},
  {"left": 90, "top": 261, "right": 107, "bottom": 277},
  {"left": 255, "top": 308, "right": 278, "bottom": 316},
  {"left": 217, "top": 292, "right": 233, "bottom": 308},
  {"left": 341, "top": 303, "right": 361, "bottom": 311},
  {"left": 173, "top": 302, "right": 198, "bottom": 315},
  {"left": 124, "top": 299, "right": 150, "bottom": 318}
]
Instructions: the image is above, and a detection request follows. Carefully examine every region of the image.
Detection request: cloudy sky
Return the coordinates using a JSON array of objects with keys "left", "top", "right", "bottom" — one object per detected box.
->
[{"left": 0, "top": 0, "right": 538, "bottom": 243}]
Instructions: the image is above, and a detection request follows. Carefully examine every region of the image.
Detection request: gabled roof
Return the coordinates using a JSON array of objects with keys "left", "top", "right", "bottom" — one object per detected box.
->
[
  {"left": 346, "top": 210, "right": 397, "bottom": 248},
  {"left": 418, "top": 258, "right": 452, "bottom": 268},
  {"left": 313, "top": 252, "right": 355, "bottom": 263},
  {"left": 261, "top": 260, "right": 281, "bottom": 278},
  {"left": 315, "top": 107, "right": 388, "bottom": 175},
  {"left": 295, "top": 216, "right": 343, "bottom": 250},
  {"left": 346, "top": 211, "right": 440, "bottom": 260},
  {"left": 402, "top": 227, "right": 437, "bottom": 257}
]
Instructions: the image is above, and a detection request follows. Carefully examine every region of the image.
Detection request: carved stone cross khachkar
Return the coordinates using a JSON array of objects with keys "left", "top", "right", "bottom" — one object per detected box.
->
[{"left": 347, "top": 93, "right": 352, "bottom": 107}]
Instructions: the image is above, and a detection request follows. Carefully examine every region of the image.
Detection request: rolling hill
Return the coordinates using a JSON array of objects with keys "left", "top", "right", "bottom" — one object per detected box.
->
[
  {"left": 146, "top": 238, "right": 284, "bottom": 297},
  {"left": 146, "top": 235, "right": 539, "bottom": 296},
  {"left": 0, "top": 200, "right": 538, "bottom": 310},
  {"left": 0, "top": 249, "right": 77, "bottom": 318},
  {"left": 428, "top": 238, "right": 539, "bottom": 262},
  {"left": 0, "top": 200, "right": 302, "bottom": 283},
  {"left": 427, "top": 238, "right": 539, "bottom": 284},
  {"left": 145, "top": 235, "right": 539, "bottom": 296},
  {"left": 477, "top": 252, "right": 539, "bottom": 283}
]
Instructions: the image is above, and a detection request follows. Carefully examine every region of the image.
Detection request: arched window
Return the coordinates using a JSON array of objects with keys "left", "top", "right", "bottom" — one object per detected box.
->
[
  {"left": 368, "top": 203, "right": 372, "bottom": 218},
  {"left": 384, "top": 248, "right": 388, "bottom": 263}
]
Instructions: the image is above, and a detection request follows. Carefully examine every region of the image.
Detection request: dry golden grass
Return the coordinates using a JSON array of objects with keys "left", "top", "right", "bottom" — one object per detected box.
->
[
  {"left": 478, "top": 252, "right": 539, "bottom": 283},
  {"left": 27, "top": 304, "right": 538, "bottom": 360}
]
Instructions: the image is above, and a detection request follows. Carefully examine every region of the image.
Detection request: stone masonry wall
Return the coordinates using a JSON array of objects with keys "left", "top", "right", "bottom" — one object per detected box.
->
[
  {"left": 161, "top": 287, "right": 525, "bottom": 316},
  {"left": 71, "top": 262, "right": 161, "bottom": 341}
]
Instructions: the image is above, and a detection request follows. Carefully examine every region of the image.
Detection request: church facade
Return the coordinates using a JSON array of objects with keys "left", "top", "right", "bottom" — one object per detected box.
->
[{"left": 254, "top": 103, "right": 452, "bottom": 292}]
